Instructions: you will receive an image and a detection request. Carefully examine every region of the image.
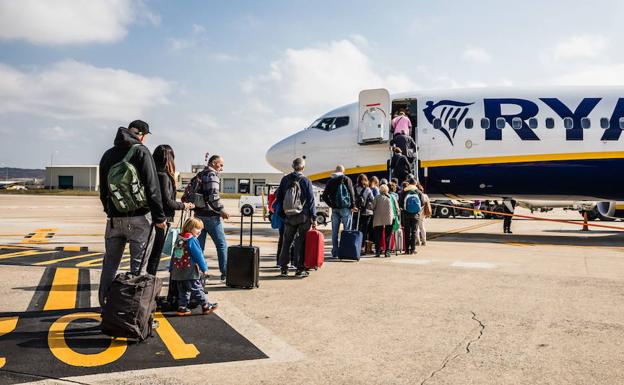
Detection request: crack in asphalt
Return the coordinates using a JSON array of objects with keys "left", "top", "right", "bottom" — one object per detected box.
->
[{"left": 420, "top": 312, "right": 485, "bottom": 385}]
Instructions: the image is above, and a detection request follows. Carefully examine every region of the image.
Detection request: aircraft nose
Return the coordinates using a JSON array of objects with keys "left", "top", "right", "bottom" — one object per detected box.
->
[{"left": 266, "top": 134, "right": 296, "bottom": 172}]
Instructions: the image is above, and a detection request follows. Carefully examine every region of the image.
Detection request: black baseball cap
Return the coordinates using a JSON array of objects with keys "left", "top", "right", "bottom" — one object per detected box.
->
[{"left": 128, "top": 120, "right": 150, "bottom": 135}]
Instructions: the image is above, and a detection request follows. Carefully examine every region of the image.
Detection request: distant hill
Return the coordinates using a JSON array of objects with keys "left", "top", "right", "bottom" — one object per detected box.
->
[{"left": 0, "top": 168, "right": 45, "bottom": 180}]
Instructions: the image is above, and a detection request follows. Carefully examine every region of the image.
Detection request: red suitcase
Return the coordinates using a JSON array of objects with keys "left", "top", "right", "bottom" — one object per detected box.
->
[
  {"left": 304, "top": 229, "right": 325, "bottom": 269},
  {"left": 380, "top": 227, "right": 396, "bottom": 252}
]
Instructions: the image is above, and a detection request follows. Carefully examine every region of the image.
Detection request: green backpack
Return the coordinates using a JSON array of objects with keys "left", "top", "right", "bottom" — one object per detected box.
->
[{"left": 107, "top": 144, "right": 147, "bottom": 213}]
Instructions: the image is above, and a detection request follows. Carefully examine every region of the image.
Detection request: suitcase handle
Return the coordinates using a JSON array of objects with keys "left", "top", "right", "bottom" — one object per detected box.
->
[{"left": 239, "top": 211, "right": 253, "bottom": 247}]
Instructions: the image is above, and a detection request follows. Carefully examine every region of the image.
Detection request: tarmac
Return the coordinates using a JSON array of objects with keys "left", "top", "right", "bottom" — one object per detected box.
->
[{"left": 0, "top": 194, "right": 623, "bottom": 384}]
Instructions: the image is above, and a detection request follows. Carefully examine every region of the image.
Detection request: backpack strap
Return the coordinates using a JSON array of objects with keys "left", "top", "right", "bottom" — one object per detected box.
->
[{"left": 122, "top": 144, "right": 140, "bottom": 163}]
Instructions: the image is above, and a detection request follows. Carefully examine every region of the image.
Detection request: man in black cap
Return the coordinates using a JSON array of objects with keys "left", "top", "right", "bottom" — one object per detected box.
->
[{"left": 98, "top": 119, "right": 167, "bottom": 307}]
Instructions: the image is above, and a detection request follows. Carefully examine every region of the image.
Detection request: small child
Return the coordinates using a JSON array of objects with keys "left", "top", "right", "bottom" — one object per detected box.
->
[{"left": 170, "top": 217, "right": 218, "bottom": 316}]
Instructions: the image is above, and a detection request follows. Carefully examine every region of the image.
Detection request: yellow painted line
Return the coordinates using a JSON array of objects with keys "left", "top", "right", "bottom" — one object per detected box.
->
[
  {"left": 308, "top": 163, "right": 387, "bottom": 182},
  {"left": 153, "top": 312, "right": 199, "bottom": 359},
  {"left": 0, "top": 245, "right": 32, "bottom": 250},
  {"left": 420, "top": 151, "right": 624, "bottom": 168},
  {"left": 76, "top": 256, "right": 129, "bottom": 268},
  {"left": 62, "top": 246, "right": 82, "bottom": 252},
  {"left": 0, "top": 316, "right": 19, "bottom": 368},
  {"left": 33, "top": 252, "right": 101, "bottom": 266},
  {"left": 43, "top": 268, "right": 79, "bottom": 311},
  {"left": 0, "top": 250, "right": 57, "bottom": 261},
  {"left": 48, "top": 312, "right": 127, "bottom": 367},
  {"left": 21, "top": 228, "right": 58, "bottom": 244}
]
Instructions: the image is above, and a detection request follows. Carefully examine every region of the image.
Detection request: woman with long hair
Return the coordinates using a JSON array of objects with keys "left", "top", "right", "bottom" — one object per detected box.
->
[{"left": 146, "top": 144, "right": 193, "bottom": 275}]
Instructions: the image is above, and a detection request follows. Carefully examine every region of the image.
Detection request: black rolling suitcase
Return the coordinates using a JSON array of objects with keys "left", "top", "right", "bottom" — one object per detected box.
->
[
  {"left": 101, "top": 226, "right": 162, "bottom": 341},
  {"left": 226, "top": 213, "right": 260, "bottom": 289}
]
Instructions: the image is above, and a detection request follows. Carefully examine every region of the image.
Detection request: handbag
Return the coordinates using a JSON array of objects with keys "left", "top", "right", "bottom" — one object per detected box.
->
[{"left": 162, "top": 210, "right": 187, "bottom": 257}]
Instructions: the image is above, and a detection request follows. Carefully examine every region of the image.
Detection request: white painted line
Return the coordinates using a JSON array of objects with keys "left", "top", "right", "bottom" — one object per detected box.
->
[
  {"left": 451, "top": 261, "right": 497, "bottom": 269},
  {"left": 392, "top": 259, "right": 433, "bottom": 265}
]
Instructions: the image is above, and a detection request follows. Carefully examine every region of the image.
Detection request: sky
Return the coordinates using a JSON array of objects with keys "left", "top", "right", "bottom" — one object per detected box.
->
[{"left": 1, "top": 0, "right": 624, "bottom": 172}]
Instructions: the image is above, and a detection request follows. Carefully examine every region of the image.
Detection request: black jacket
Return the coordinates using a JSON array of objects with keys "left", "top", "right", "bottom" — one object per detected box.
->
[
  {"left": 321, "top": 173, "right": 355, "bottom": 209},
  {"left": 390, "top": 134, "right": 417, "bottom": 161},
  {"left": 195, "top": 168, "right": 224, "bottom": 218},
  {"left": 157, "top": 170, "right": 184, "bottom": 221},
  {"left": 99, "top": 127, "right": 166, "bottom": 223},
  {"left": 390, "top": 153, "right": 412, "bottom": 182}
]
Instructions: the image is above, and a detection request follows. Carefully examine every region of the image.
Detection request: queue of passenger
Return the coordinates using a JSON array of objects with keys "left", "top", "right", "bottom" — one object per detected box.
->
[{"left": 97, "top": 117, "right": 431, "bottom": 332}]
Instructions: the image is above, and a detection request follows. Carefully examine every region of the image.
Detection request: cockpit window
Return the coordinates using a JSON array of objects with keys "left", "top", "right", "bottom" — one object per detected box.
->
[{"left": 308, "top": 116, "right": 349, "bottom": 131}]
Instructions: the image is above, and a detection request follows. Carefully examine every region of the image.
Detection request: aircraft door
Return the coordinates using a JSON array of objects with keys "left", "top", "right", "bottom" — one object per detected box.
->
[{"left": 358, "top": 88, "right": 390, "bottom": 144}]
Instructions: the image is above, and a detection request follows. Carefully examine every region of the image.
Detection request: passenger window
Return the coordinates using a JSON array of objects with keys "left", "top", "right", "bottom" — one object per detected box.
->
[
  {"left": 496, "top": 117, "right": 506, "bottom": 129},
  {"left": 449, "top": 118, "right": 458, "bottom": 129},
  {"left": 564, "top": 117, "right": 573, "bottom": 129},
  {"left": 512, "top": 117, "right": 523, "bottom": 129},
  {"left": 545, "top": 118, "right": 555, "bottom": 129},
  {"left": 581, "top": 117, "right": 591, "bottom": 129},
  {"left": 528, "top": 118, "right": 538, "bottom": 129},
  {"left": 600, "top": 117, "right": 610, "bottom": 129},
  {"left": 480, "top": 118, "right": 490, "bottom": 129},
  {"left": 433, "top": 118, "right": 442, "bottom": 129},
  {"left": 619, "top": 117, "right": 624, "bottom": 129},
  {"left": 465, "top": 118, "right": 474, "bottom": 129}
]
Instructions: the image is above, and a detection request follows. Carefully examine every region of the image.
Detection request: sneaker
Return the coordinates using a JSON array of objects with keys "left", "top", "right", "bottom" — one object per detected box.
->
[
  {"left": 280, "top": 269, "right": 288, "bottom": 277},
  {"left": 422, "top": 242, "right": 427, "bottom": 246},
  {"left": 384, "top": 251, "right": 391, "bottom": 258},
  {"left": 220, "top": 275, "right": 226, "bottom": 283},
  {"left": 151, "top": 320, "right": 160, "bottom": 329},
  {"left": 202, "top": 303, "right": 218, "bottom": 315},
  {"left": 176, "top": 307, "right": 191, "bottom": 316},
  {"left": 295, "top": 270, "right": 309, "bottom": 277}
]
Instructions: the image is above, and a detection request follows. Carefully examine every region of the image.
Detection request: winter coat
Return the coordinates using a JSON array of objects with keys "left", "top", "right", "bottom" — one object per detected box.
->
[
  {"left": 99, "top": 127, "right": 166, "bottom": 222},
  {"left": 170, "top": 233, "right": 207, "bottom": 281},
  {"left": 321, "top": 172, "right": 355, "bottom": 209},
  {"left": 372, "top": 193, "right": 395, "bottom": 227},
  {"left": 157, "top": 170, "right": 184, "bottom": 221},
  {"left": 195, "top": 167, "right": 224, "bottom": 218}
]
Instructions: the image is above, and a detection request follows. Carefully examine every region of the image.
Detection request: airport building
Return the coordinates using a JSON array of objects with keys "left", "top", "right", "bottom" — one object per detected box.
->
[
  {"left": 181, "top": 166, "right": 283, "bottom": 195},
  {"left": 45, "top": 165, "right": 99, "bottom": 191}
]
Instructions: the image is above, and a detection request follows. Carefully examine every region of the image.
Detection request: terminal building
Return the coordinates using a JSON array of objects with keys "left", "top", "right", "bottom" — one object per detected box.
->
[
  {"left": 45, "top": 165, "right": 99, "bottom": 190},
  {"left": 45, "top": 164, "right": 282, "bottom": 195}
]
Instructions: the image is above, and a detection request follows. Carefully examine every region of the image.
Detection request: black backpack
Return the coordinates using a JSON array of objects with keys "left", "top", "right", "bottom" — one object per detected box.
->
[{"left": 181, "top": 171, "right": 206, "bottom": 208}]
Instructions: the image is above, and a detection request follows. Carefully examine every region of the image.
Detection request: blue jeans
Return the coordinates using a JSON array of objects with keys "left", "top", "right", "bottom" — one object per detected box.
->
[
  {"left": 197, "top": 216, "right": 228, "bottom": 278},
  {"left": 176, "top": 279, "right": 207, "bottom": 308},
  {"left": 331, "top": 208, "right": 352, "bottom": 257}
]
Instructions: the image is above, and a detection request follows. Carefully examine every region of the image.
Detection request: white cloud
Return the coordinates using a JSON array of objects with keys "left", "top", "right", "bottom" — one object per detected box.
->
[
  {"left": 0, "top": 60, "right": 172, "bottom": 120},
  {"left": 41, "top": 126, "right": 76, "bottom": 140},
  {"left": 190, "top": 113, "right": 221, "bottom": 130},
  {"left": 246, "top": 39, "right": 417, "bottom": 114},
  {"left": 0, "top": 0, "right": 141, "bottom": 45},
  {"left": 553, "top": 35, "right": 609, "bottom": 61},
  {"left": 553, "top": 64, "right": 624, "bottom": 86},
  {"left": 462, "top": 46, "right": 492, "bottom": 64},
  {"left": 167, "top": 38, "right": 195, "bottom": 51}
]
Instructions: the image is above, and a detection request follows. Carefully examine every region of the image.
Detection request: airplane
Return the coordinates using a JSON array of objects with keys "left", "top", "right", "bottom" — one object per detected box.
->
[{"left": 265, "top": 87, "right": 624, "bottom": 219}]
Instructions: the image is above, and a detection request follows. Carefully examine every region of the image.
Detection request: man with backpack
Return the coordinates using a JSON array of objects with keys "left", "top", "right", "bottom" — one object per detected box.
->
[
  {"left": 390, "top": 147, "right": 412, "bottom": 183},
  {"left": 194, "top": 155, "right": 230, "bottom": 282},
  {"left": 321, "top": 165, "right": 356, "bottom": 259},
  {"left": 98, "top": 120, "right": 167, "bottom": 307},
  {"left": 398, "top": 178, "right": 422, "bottom": 254},
  {"left": 275, "top": 157, "right": 316, "bottom": 277}
]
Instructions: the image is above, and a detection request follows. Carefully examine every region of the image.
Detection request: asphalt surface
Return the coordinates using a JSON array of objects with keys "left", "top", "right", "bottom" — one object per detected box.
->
[{"left": 0, "top": 194, "right": 623, "bottom": 384}]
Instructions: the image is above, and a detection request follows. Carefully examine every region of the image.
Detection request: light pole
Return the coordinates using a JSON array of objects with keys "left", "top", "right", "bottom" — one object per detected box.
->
[{"left": 49, "top": 150, "right": 59, "bottom": 190}]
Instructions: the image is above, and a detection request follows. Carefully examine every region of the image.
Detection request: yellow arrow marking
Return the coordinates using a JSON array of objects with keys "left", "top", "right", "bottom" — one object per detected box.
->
[
  {"left": 21, "top": 228, "right": 58, "bottom": 244},
  {"left": 43, "top": 268, "right": 79, "bottom": 311},
  {"left": 153, "top": 312, "right": 199, "bottom": 359},
  {"left": 48, "top": 312, "right": 127, "bottom": 367},
  {"left": 0, "top": 316, "right": 19, "bottom": 368}
]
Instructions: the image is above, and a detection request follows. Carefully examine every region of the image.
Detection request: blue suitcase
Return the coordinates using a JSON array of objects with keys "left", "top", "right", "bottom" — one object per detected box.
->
[{"left": 338, "top": 214, "right": 363, "bottom": 261}]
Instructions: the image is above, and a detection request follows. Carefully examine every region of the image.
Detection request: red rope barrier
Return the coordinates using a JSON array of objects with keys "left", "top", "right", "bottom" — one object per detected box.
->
[{"left": 431, "top": 203, "right": 624, "bottom": 231}]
